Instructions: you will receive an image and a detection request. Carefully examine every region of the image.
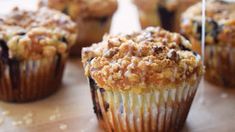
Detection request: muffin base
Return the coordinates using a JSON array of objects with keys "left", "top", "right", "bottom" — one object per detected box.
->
[
  {"left": 88, "top": 77, "right": 200, "bottom": 132},
  {"left": 205, "top": 45, "right": 235, "bottom": 87},
  {"left": 0, "top": 54, "right": 67, "bottom": 102},
  {"left": 70, "top": 17, "right": 112, "bottom": 57}
]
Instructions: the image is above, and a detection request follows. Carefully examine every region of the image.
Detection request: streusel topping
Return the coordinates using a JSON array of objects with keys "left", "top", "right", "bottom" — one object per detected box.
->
[
  {"left": 47, "top": 0, "right": 118, "bottom": 20},
  {"left": 181, "top": 0, "right": 235, "bottom": 46},
  {"left": 0, "top": 7, "right": 77, "bottom": 60},
  {"left": 82, "top": 27, "right": 204, "bottom": 91}
]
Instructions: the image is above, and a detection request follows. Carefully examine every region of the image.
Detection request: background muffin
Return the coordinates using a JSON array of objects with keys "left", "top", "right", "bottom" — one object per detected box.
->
[
  {"left": 82, "top": 27, "right": 204, "bottom": 132},
  {"left": 0, "top": 7, "right": 77, "bottom": 102},
  {"left": 181, "top": 0, "right": 235, "bottom": 87},
  {"left": 133, "top": 0, "right": 198, "bottom": 31},
  {"left": 47, "top": 0, "right": 118, "bottom": 56}
]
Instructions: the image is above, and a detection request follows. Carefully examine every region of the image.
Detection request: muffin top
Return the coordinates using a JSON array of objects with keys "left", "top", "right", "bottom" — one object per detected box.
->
[
  {"left": 47, "top": 0, "right": 118, "bottom": 20},
  {"left": 82, "top": 27, "right": 204, "bottom": 92},
  {"left": 181, "top": 0, "right": 235, "bottom": 46},
  {"left": 0, "top": 7, "right": 77, "bottom": 61}
]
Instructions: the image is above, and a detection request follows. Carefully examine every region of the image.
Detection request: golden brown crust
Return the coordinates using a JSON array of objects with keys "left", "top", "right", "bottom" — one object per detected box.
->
[
  {"left": 181, "top": 0, "right": 235, "bottom": 46},
  {"left": 47, "top": 0, "right": 118, "bottom": 20},
  {"left": 0, "top": 7, "right": 77, "bottom": 60},
  {"left": 82, "top": 27, "right": 204, "bottom": 91}
]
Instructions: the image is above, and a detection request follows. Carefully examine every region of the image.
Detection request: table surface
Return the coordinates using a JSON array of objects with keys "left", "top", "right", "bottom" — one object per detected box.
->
[{"left": 0, "top": 0, "right": 235, "bottom": 132}]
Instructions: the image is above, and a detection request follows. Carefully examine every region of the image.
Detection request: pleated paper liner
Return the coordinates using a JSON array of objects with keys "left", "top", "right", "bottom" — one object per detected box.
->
[
  {"left": 89, "top": 77, "right": 200, "bottom": 132},
  {"left": 0, "top": 54, "right": 67, "bottom": 102},
  {"left": 205, "top": 45, "right": 235, "bottom": 87}
]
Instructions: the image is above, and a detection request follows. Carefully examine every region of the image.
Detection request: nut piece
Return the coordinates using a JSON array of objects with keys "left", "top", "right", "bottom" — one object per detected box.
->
[
  {"left": 104, "top": 48, "right": 119, "bottom": 58},
  {"left": 153, "top": 45, "right": 163, "bottom": 54},
  {"left": 167, "top": 49, "right": 179, "bottom": 62}
]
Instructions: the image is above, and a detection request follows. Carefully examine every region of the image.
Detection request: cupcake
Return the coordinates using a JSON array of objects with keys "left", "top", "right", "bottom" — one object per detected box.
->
[
  {"left": 47, "top": 0, "right": 118, "bottom": 56},
  {"left": 133, "top": 0, "right": 198, "bottom": 31},
  {"left": 181, "top": 0, "right": 235, "bottom": 87},
  {"left": 82, "top": 27, "right": 204, "bottom": 131},
  {"left": 0, "top": 7, "right": 77, "bottom": 102}
]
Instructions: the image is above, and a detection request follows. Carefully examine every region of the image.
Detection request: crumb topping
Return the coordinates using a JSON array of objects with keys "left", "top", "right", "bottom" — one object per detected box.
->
[
  {"left": 47, "top": 0, "right": 118, "bottom": 20},
  {"left": 0, "top": 7, "right": 77, "bottom": 60},
  {"left": 82, "top": 27, "right": 204, "bottom": 91},
  {"left": 181, "top": 0, "right": 235, "bottom": 46}
]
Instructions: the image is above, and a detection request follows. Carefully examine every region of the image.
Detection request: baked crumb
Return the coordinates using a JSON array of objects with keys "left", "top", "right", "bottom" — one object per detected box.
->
[
  {"left": 12, "top": 120, "right": 23, "bottom": 126},
  {"left": 220, "top": 93, "right": 228, "bottom": 99},
  {"left": 0, "top": 117, "right": 4, "bottom": 125},
  {"left": 23, "top": 112, "right": 34, "bottom": 125},
  {"left": 2, "top": 111, "right": 10, "bottom": 116},
  {"left": 59, "top": 124, "right": 68, "bottom": 130},
  {"left": 49, "top": 107, "right": 61, "bottom": 121}
]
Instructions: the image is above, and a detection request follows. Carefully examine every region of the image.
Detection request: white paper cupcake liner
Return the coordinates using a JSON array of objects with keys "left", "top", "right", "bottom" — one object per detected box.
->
[
  {"left": 0, "top": 54, "right": 67, "bottom": 102},
  {"left": 205, "top": 45, "right": 235, "bottom": 87},
  {"left": 89, "top": 77, "right": 200, "bottom": 132}
]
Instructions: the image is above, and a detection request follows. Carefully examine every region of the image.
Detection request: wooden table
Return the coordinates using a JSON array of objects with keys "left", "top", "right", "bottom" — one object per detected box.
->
[{"left": 0, "top": 0, "right": 235, "bottom": 132}]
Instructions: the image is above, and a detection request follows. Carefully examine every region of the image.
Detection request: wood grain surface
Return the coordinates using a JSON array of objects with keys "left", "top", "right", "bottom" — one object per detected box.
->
[{"left": 0, "top": 0, "right": 235, "bottom": 132}]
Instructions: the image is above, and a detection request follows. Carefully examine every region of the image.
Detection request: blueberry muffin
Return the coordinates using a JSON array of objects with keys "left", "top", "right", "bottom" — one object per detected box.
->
[
  {"left": 0, "top": 7, "right": 77, "bottom": 102},
  {"left": 47, "top": 0, "right": 118, "bottom": 56},
  {"left": 133, "top": 0, "right": 198, "bottom": 31},
  {"left": 181, "top": 0, "right": 235, "bottom": 87},
  {"left": 82, "top": 27, "right": 204, "bottom": 132}
]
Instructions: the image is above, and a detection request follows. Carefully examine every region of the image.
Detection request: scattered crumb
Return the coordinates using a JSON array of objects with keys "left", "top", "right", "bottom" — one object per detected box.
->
[
  {"left": 198, "top": 97, "right": 206, "bottom": 105},
  {"left": 89, "top": 118, "right": 95, "bottom": 123},
  {"left": 59, "top": 124, "right": 68, "bottom": 130},
  {"left": 220, "top": 93, "right": 228, "bottom": 99},
  {"left": 2, "top": 111, "right": 10, "bottom": 116},
  {"left": 12, "top": 120, "right": 23, "bottom": 126},
  {"left": 24, "top": 118, "right": 33, "bottom": 125},
  {"left": 0, "top": 117, "right": 4, "bottom": 125},
  {"left": 23, "top": 112, "right": 34, "bottom": 125},
  {"left": 49, "top": 107, "right": 61, "bottom": 121},
  {"left": 49, "top": 115, "right": 57, "bottom": 121},
  {"left": 80, "top": 129, "right": 86, "bottom": 132}
]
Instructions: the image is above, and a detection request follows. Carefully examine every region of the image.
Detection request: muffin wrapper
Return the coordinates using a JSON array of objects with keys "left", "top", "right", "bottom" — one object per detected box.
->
[
  {"left": 205, "top": 45, "right": 235, "bottom": 87},
  {"left": 0, "top": 54, "right": 67, "bottom": 102},
  {"left": 88, "top": 77, "right": 200, "bottom": 132}
]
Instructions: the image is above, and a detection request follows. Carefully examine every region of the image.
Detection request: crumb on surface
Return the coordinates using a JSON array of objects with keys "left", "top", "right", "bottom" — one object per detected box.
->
[
  {"left": 220, "top": 93, "right": 228, "bottom": 99},
  {"left": 59, "top": 124, "right": 68, "bottom": 130},
  {"left": 2, "top": 111, "right": 10, "bottom": 116}
]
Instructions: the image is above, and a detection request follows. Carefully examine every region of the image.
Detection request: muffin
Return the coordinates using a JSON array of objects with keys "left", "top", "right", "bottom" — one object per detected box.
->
[
  {"left": 47, "top": 0, "right": 118, "bottom": 56},
  {"left": 0, "top": 7, "right": 77, "bottom": 102},
  {"left": 181, "top": 0, "right": 235, "bottom": 87},
  {"left": 133, "top": 0, "right": 198, "bottom": 31},
  {"left": 82, "top": 27, "right": 204, "bottom": 132}
]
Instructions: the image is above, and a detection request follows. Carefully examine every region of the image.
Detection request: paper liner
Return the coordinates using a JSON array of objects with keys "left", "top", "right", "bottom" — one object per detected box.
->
[
  {"left": 0, "top": 54, "right": 67, "bottom": 102},
  {"left": 205, "top": 45, "right": 235, "bottom": 87},
  {"left": 89, "top": 77, "right": 200, "bottom": 132}
]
